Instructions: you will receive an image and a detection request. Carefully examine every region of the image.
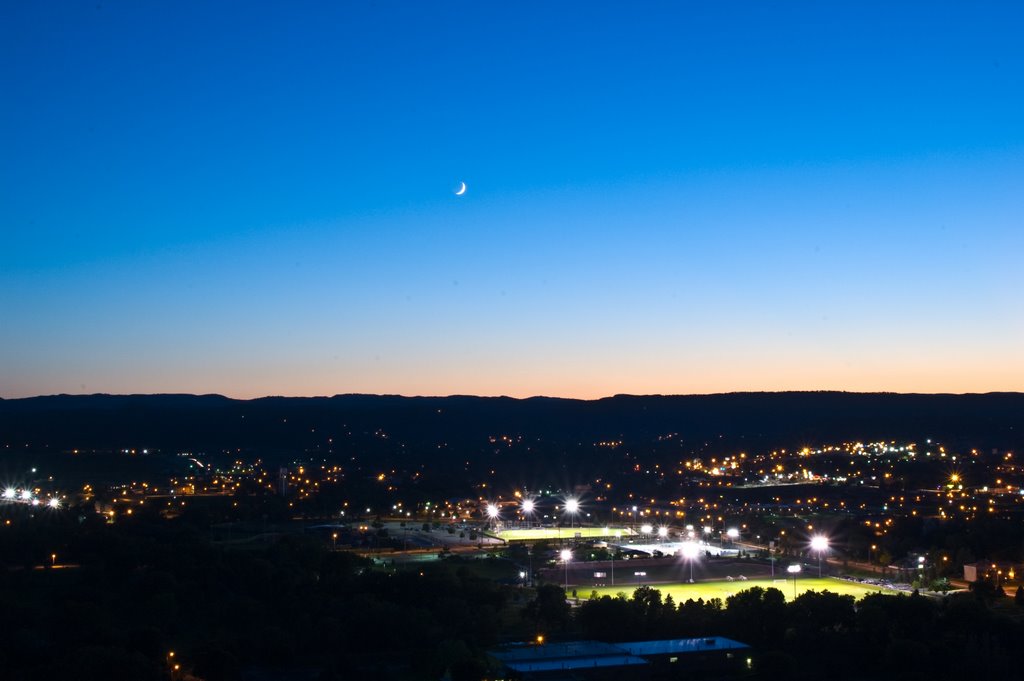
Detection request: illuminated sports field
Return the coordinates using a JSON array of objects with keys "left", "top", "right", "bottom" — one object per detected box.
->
[
  {"left": 581, "top": 577, "right": 901, "bottom": 602},
  {"left": 496, "top": 527, "right": 631, "bottom": 541}
]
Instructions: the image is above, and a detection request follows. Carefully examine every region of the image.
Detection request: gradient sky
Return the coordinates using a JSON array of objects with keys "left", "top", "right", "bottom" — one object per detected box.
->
[{"left": 2, "top": 1, "right": 1023, "bottom": 399}]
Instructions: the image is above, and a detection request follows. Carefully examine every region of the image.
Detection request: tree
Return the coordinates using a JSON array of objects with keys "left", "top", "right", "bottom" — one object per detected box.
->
[{"left": 525, "top": 584, "right": 570, "bottom": 632}]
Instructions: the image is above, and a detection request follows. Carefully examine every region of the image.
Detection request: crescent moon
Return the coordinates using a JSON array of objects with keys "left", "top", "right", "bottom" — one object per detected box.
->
[{"left": 455, "top": 182, "right": 466, "bottom": 196}]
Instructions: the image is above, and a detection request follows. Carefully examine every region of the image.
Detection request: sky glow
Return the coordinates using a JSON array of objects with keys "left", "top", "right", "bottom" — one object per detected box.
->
[{"left": 2, "top": 3, "right": 1022, "bottom": 398}]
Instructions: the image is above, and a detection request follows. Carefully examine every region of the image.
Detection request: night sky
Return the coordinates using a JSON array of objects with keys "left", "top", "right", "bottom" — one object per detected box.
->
[{"left": 2, "top": 2, "right": 1022, "bottom": 398}]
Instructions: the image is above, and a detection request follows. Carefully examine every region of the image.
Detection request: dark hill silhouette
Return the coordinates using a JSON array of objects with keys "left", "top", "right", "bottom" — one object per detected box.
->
[{"left": 1, "top": 392, "right": 1021, "bottom": 456}]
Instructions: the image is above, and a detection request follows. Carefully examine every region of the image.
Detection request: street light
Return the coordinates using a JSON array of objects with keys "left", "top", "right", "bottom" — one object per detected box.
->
[
  {"left": 2, "top": 488, "right": 15, "bottom": 500},
  {"left": 640, "top": 524, "right": 653, "bottom": 536},
  {"left": 810, "top": 535, "right": 829, "bottom": 577},
  {"left": 681, "top": 541, "right": 699, "bottom": 583},
  {"left": 564, "top": 498, "right": 579, "bottom": 531},
  {"left": 787, "top": 564, "right": 801, "bottom": 599},
  {"left": 726, "top": 528, "right": 740, "bottom": 542},
  {"left": 657, "top": 526, "right": 669, "bottom": 542},
  {"left": 521, "top": 498, "right": 535, "bottom": 528},
  {"left": 486, "top": 503, "right": 499, "bottom": 529},
  {"left": 560, "top": 548, "right": 572, "bottom": 590}
]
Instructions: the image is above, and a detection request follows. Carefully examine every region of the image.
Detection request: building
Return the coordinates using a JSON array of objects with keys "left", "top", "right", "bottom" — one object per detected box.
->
[
  {"left": 963, "top": 561, "right": 1022, "bottom": 586},
  {"left": 489, "top": 636, "right": 751, "bottom": 680}
]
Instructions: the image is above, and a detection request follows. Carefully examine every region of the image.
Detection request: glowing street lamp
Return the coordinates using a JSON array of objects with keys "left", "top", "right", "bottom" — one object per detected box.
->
[
  {"left": 48, "top": 497, "right": 61, "bottom": 509},
  {"left": 486, "top": 503, "right": 500, "bottom": 528},
  {"left": 564, "top": 498, "right": 580, "bottom": 530},
  {"left": 657, "top": 526, "right": 669, "bottom": 542},
  {"left": 2, "top": 488, "right": 15, "bottom": 500},
  {"left": 787, "top": 563, "right": 801, "bottom": 599},
  {"left": 726, "top": 527, "right": 740, "bottom": 542},
  {"left": 681, "top": 541, "right": 699, "bottom": 583},
  {"left": 560, "top": 548, "right": 572, "bottom": 589},
  {"left": 810, "top": 535, "right": 829, "bottom": 577},
  {"left": 521, "top": 498, "right": 535, "bottom": 529}
]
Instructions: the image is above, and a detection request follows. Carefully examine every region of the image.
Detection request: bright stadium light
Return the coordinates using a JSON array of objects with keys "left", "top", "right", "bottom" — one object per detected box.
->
[
  {"left": 48, "top": 497, "right": 61, "bottom": 509},
  {"left": 657, "top": 526, "right": 669, "bottom": 539},
  {"left": 641, "top": 524, "right": 653, "bottom": 535},
  {"left": 810, "top": 535, "right": 829, "bottom": 577},
  {"left": 564, "top": 497, "right": 580, "bottom": 530},
  {"left": 3, "top": 488, "right": 15, "bottom": 500},
  {"left": 787, "top": 563, "right": 801, "bottom": 598},
  {"left": 726, "top": 528, "right": 740, "bottom": 539},
  {"left": 681, "top": 541, "right": 699, "bottom": 582},
  {"left": 20, "top": 490, "right": 32, "bottom": 501},
  {"left": 521, "top": 499, "right": 535, "bottom": 514},
  {"left": 486, "top": 503, "right": 499, "bottom": 519},
  {"left": 560, "top": 548, "right": 572, "bottom": 589}
]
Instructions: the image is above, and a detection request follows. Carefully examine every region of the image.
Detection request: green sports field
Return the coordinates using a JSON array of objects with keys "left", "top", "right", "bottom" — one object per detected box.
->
[
  {"left": 580, "top": 577, "right": 900, "bottom": 602},
  {"left": 496, "top": 527, "right": 630, "bottom": 541}
]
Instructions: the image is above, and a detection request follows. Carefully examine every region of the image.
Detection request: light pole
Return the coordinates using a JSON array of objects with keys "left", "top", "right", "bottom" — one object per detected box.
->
[
  {"left": 560, "top": 548, "right": 572, "bottom": 590},
  {"left": 522, "top": 498, "right": 535, "bottom": 529},
  {"left": 810, "top": 535, "right": 829, "bottom": 578},
  {"left": 787, "top": 563, "right": 801, "bottom": 599},
  {"left": 632, "top": 506, "right": 638, "bottom": 534},
  {"left": 682, "top": 541, "right": 699, "bottom": 583},
  {"left": 486, "top": 503, "right": 499, "bottom": 530},
  {"left": 565, "top": 498, "right": 579, "bottom": 534}
]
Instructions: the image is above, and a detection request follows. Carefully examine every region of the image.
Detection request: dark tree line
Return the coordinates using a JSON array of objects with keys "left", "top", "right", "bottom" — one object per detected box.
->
[{"left": 576, "top": 585, "right": 1022, "bottom": 681}]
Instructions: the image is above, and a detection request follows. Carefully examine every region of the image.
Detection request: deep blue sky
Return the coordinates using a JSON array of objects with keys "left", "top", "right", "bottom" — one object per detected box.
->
[{"left": 2, "top": 1, "right": 1022, "bottom": 397}]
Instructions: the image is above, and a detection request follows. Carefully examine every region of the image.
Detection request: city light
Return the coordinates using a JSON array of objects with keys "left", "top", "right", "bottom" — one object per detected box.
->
[
  {"left": 810, "top": 535, "right": 829, "bottom": 577},
  {"left": 640, "top": 524, "right": 653, "bottom": 535},
  {"left": 564, "top": 498, "right": 579, "bottom": 514},
  {"left": 521, "top": 499, "right": 535, "bottom": 514},
  {"left": 48, "top": 497, "right": 61, "bottom": 509},
  {"left": 560, "top": 548, "right": 572, "bottom": 561},
  {"left": 657, "top": 526, "right": 669, "bottom": 538},
  {"left": 3, "top": 488, "right": 15, "bottom": 500},
  {"left": 486, "top": 504, "right": 499, "bottom": 519},
  {"left": 726, "top": 528, "right": 739, "bottom": 539}
]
